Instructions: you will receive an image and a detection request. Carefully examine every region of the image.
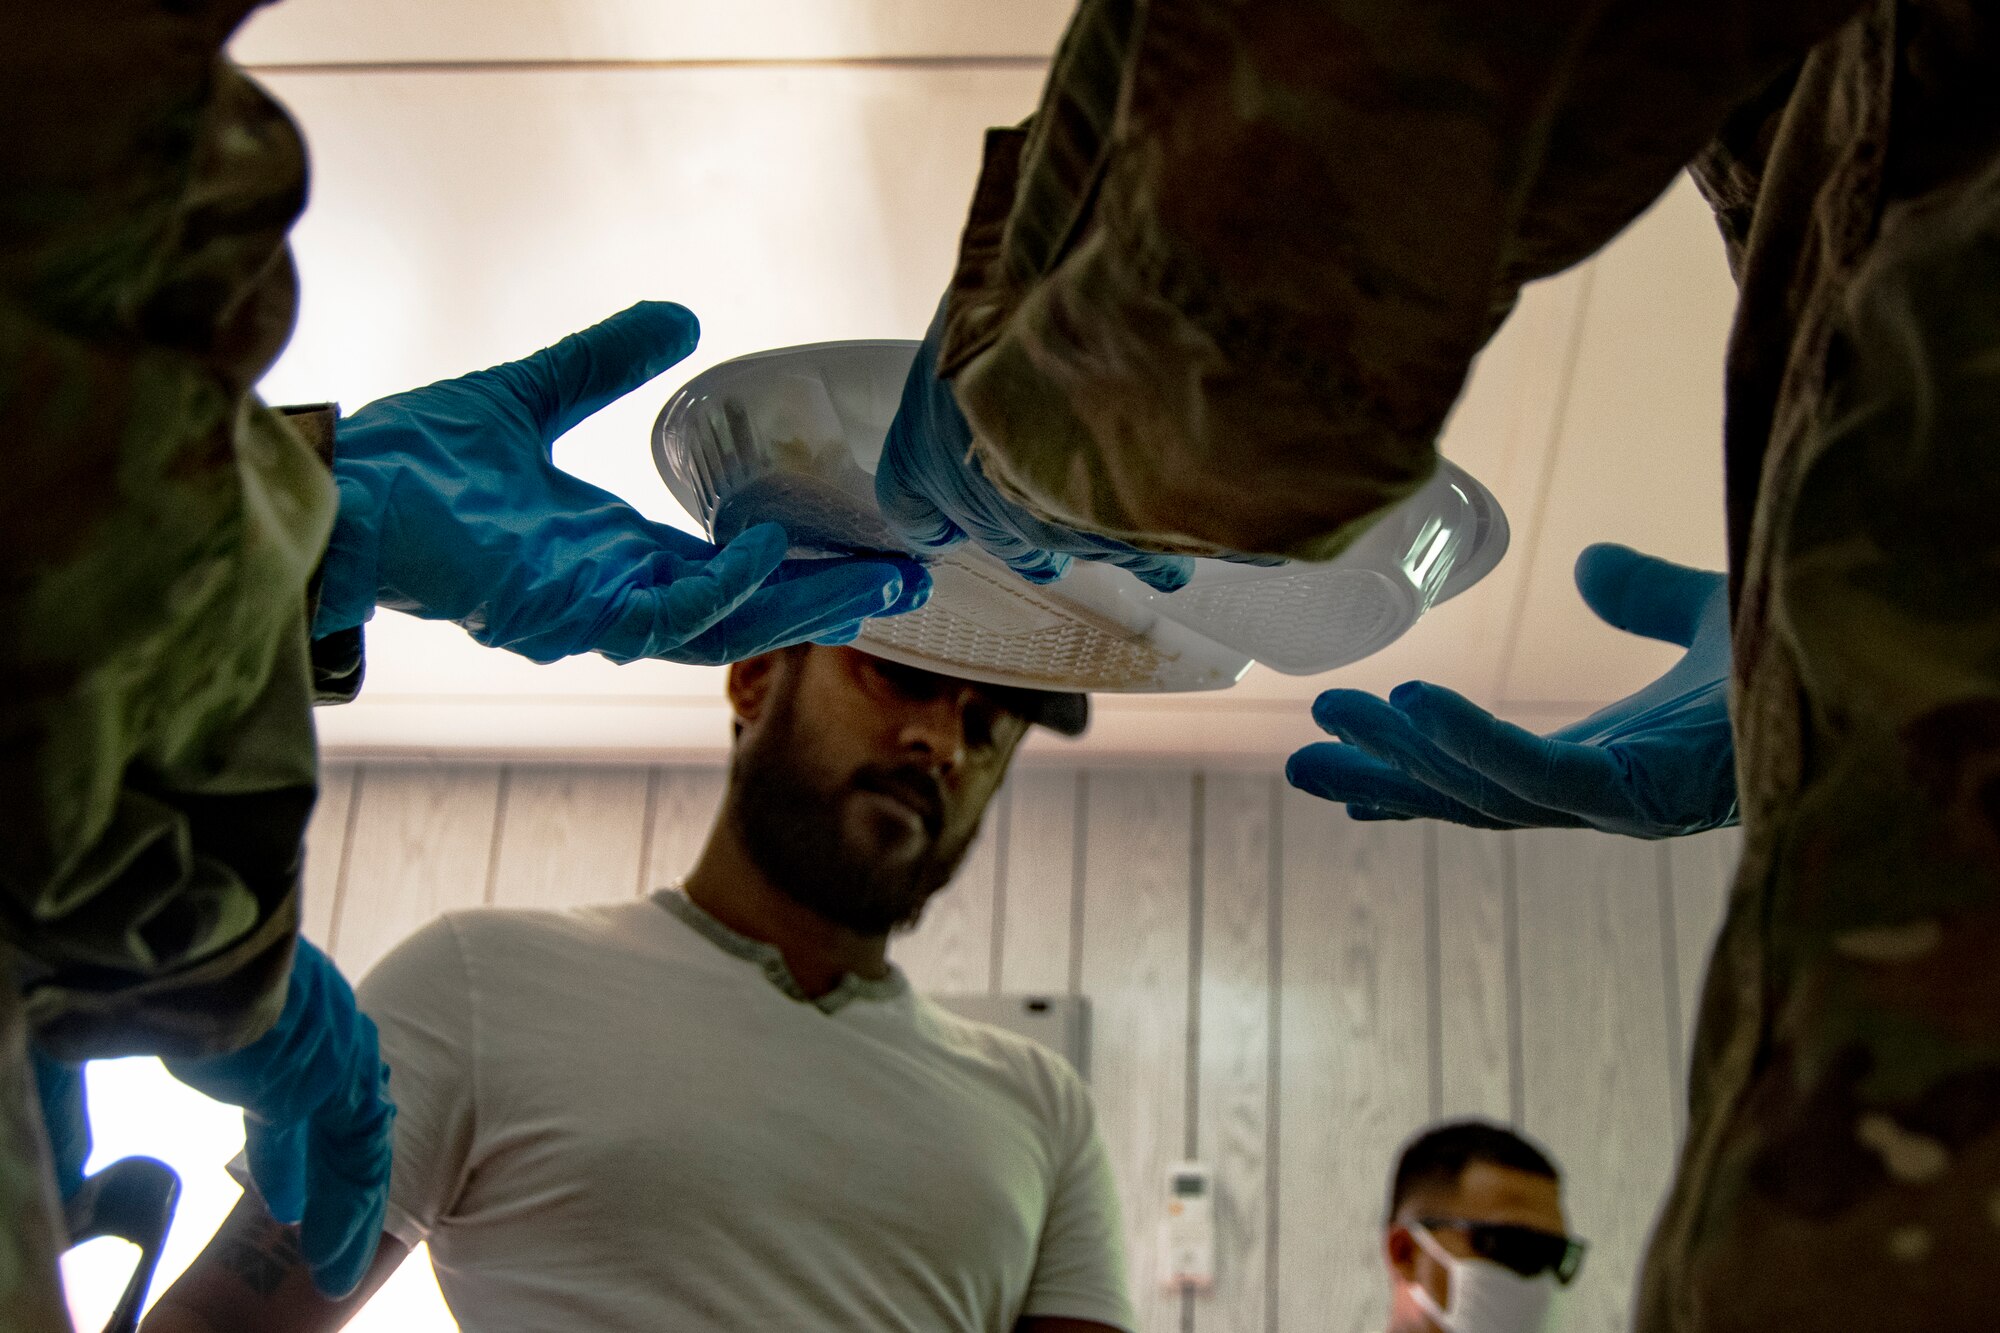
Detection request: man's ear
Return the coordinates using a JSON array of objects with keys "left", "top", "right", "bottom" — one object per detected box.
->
[
  {"left": 1386, "top": 1224, "right": 1420, "bottom": 1282},
  {"left": 726, "top": 652, "right": 786, "bottom": 735}
]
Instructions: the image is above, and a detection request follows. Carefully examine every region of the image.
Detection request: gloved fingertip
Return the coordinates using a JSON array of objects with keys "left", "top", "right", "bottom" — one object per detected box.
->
[
  {"left": 1347, "top": 804, "right": 1403, "bottom": 822},
  {"left": 1284, "top": 743, "right": 1348, "bottom": 794},
  {"left": 1573, "top": 541, "right": 1641, "bottom": 578},
  {"left": 732, "top": 521, "right": 789, "bottom": 553},
  {"left": 874, "top": 563, "right": 931, "bottom": 616},
  {"left": 613, "top": 300, "right": 701, "bottom": 362},
  {"left": 309, "top": 1244, "right": 374, "bottom": 1301},
  {"left": 873, "top": 473, "right": 968, "bottom": 552},
  {"left": 246, "top": 1133, "right": 309, "bottom": 1226},
  {"left": 1572, "top": 542, "right": 1725, "bottom": 647},
  {"left": 711, "top": 524, "right": 789, "bottom": 588},
  {"left": 1134, "top": 559, "right": 1193, "bottom": 594},
  {"left": 308, "top": 1251, "right": 362, "bottom": 1300},
  {"left": 1308, "top": 688, "right": 1378, "bottom": 733},
  {"left": 1011, "top": 552, "right": 1071, "bottom": 584},
  {"left": 263, "top": 1195, "right": 306, "bottom": 1228},
  {"left": 1389, "top": 681, "right": 1482, "bottom": 738},
  {"left": 1387, "top": 680, "right": 1433, "bottom": 711}
]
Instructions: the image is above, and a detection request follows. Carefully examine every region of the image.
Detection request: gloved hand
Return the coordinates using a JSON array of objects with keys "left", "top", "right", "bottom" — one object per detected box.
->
[
  {"left": 1287, "top": 544, "right": 1738, "bottom": 839},
  {"left": 316, "top": 301, "right": 929, "bottom": 664},
  {"left": 875, "top": 298, "right": 1194, "bottom": 594},
  {"left": 166, "top": 940, "right": 394, "bottom": 1299}
]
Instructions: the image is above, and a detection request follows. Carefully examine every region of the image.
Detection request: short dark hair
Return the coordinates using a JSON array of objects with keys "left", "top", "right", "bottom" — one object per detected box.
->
[{"left": 1386, "top": 1120, "right": 1559, "bottom": 1223}]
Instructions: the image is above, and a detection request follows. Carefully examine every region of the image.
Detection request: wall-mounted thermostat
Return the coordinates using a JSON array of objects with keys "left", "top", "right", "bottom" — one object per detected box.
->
[{"left": 1159, "top": 1161, "right": 1215, "bottom": 1292}]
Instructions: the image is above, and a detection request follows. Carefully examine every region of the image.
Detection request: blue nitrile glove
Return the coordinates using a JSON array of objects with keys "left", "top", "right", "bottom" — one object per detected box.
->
[
  {"left": 316, "top": 301, "right": 929, "bottom": 665},
  {"left": 1287, "top": 544, "right": 1738, "bottom": 839},
  {"left": 165, "top": 941, "right": 394, "bottom": 1299},
  {"left": 875, "top": 298, "right": 1193, "bottom": 594},
  {"left": 31, "top": 1047, "right": 88, "bottom": 1201}
]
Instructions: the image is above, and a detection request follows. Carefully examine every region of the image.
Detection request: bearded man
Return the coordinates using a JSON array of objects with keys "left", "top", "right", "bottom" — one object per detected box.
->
[{"left": 141, "top": 644, "right": 1131, "bottom": 1333}]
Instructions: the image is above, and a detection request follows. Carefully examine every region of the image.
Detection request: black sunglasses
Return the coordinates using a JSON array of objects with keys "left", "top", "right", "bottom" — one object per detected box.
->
[{"left": 1415, "top": 1217, "right": 1587, "bottom": 1285}]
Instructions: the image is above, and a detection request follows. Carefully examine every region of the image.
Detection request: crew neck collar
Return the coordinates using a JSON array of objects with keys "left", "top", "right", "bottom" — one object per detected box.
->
[{"left": 653, "top": 888, "right": 908, "bottom": 1014}]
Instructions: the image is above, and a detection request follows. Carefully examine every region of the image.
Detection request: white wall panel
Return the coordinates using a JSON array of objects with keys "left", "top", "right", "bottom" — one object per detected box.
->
[
  {"left": 1194, "top": 775, "right": 1277, "bottom": 1333},
  {"left": 235, "top": 0, "right": 1071, "bottom": 66},
  {"left": 330, "top": 765, "right": 502, "bottom": 976},
  {"left": 1078, "top": 772, "right": 1196, "bottom": 1331},
  {"left": 893, "top": 788, "right": 1004, "bottom": 994},
  {"left": 488, "top": 765, "right": 654, "bottom": 907},
  {"left": 303, "top": 763, "right": 357, "bottom": 947},
  {"left": 1514, "top": 831, "right": 1679, "bottom": 1333},
  {"left": 1667, "top": 826, "right": 1743, "bottom": 1061},
  {"left": 1434, "top": 823, "right": 1519, "bottom": 1123},
  {"left": 1276, "top": 797, "right": 1432, "bottom": 1333},
  {"left": 997, "top": 770, "right": 1082, "bottom": 995},
  {"left": 642, "top": 766, "right": 729, "bottom": 889}
]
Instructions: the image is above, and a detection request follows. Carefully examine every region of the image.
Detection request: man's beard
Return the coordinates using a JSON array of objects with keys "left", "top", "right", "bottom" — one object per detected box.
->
[{"left": 729, "top": 689, "right": 983, "bottom": 936}]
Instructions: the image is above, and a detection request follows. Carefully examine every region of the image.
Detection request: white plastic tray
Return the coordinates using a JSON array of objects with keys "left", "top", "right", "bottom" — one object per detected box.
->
[{"left": 653, "top": 341, "right": 1507, "bottom": 693}]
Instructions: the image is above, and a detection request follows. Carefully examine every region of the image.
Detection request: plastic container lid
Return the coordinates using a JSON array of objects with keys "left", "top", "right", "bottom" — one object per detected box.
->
[{"left": 653, "top": 341, "right": 1507, "bottom": 693}]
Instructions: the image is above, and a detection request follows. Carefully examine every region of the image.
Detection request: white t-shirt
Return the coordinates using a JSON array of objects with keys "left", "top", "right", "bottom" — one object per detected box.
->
[{"left": 355, "top": 892, "right": 1133, "bottom": 1333}]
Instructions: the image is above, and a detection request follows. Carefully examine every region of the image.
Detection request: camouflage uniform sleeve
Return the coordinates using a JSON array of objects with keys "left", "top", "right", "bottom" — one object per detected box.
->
[
  {"left": 938, "top": 0, "right": 1868, "bottom": 561},
  {"left": 0, "top": 0, "right": 336, "bottom": 1060},
  {"left": 279, "top": 403, "right": 369, "bottom": 704}
]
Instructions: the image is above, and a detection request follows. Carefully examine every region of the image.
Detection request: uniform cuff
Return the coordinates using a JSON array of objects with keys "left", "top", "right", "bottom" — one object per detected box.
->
[{"left": 275, "top": 404, "right": 370, "bottom": 703}]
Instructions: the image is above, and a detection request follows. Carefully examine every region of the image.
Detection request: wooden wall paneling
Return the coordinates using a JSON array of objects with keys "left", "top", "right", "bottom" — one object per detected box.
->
[
  {"left": 1275, "top": 794, "right": 1433, "bottom": 1333},
  {"left": 642, "top": 767, "right": 730, "bottom": 891},
  {"left": 997, "top": 770, "right": 1081, "bottom": 995},
  {"left": 896, "top": 784, "right": 1005, "bottom": 994},
  {"left": 1665, "top": 826, "right": 1743, "bottom": 1060},
  {"left": 303, "top": 763, "right": 358, "bottom": 948},
  {"left": 1433, "top": 824, "right": 1519, "bottom": 1123},
  {"left": 1513, "top": 830, "right": 1678, "bottom": 1333},
  {"left": 331, "top": 763, "right": 503, "bottom": 978},
  {"left": 487, "top": 765, "right": 655, "bottom": 909},
  {"left": 1077, "top": 771, "right": 1195, "bottom": 1331},
  {"left": 1192, "top": 775, "right": 1276, "bottom": 1333}
]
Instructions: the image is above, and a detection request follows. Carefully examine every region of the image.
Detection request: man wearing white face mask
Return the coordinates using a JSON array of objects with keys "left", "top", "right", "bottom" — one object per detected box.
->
[{"left": 1383, "top": 1121, "right": 1587, "bottom": 1333}]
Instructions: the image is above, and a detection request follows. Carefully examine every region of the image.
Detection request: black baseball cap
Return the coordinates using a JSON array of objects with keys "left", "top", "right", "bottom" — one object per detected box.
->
[
  {"left": 985, "top": 684, "right": 1089, "bottom": 738},
  {"left": 851, "top": 649, "right": 1089, "bottom": 738}
]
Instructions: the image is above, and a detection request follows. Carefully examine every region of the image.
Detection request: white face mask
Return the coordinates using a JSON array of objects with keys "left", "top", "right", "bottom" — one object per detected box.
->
[{"left": 1406, "top": 1224, "right": 1558, "bottom": 1333}]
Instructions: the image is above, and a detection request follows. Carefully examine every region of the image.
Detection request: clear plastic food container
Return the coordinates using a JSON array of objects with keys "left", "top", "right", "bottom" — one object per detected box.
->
[{"left": 653, "top": 341, "right": 1507, "bottom": 693}]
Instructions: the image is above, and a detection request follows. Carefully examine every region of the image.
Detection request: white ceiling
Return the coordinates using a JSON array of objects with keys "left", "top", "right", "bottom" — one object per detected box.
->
[{"left": 237, "top": 0, "right": 1737, "bottom": 766}]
